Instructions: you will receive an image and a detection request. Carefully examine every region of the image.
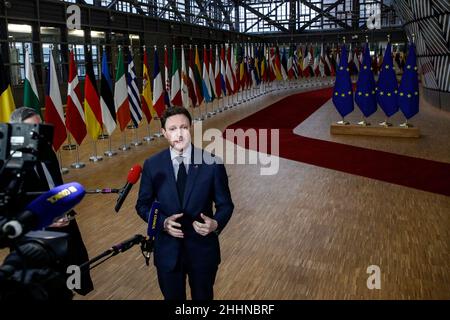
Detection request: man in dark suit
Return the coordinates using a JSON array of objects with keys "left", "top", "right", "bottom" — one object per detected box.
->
[
  {"left": 136, "top": 106, "right": 234, "bottom": 300},
  {"left": 8, "top": 107, "right": 93, "bottom": 296}
]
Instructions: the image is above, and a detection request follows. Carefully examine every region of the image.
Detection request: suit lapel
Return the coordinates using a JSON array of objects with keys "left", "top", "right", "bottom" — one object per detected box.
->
[
  {"left": 162, "top": 149, "right": 182, "bottom": 207},
  {"left": 182, "top": 146, "right": 201, "bottom": 209}
]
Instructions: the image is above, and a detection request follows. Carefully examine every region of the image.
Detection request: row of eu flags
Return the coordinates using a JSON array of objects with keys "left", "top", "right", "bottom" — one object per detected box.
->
[{"left": 332, "top": 42, "right": 419, "bottom": 122}]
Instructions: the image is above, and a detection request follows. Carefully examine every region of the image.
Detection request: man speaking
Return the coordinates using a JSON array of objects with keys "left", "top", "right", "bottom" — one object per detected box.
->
[{"left": 135, "top": 106, "right": 234, "bottom": 300}]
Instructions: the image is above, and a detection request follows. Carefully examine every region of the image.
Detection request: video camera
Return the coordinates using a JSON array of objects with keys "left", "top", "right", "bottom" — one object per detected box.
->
[
  {"left": 0, "top": 122, "right": 74, "bottom": 299},
  {"left": 0, "top": 123, "right": 155, "bottom": 300}
]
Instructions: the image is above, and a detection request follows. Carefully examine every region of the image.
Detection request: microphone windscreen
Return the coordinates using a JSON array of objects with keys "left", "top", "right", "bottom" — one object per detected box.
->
[
  {"left": 26, "top": 182, "right": 85, "bottom": 229},
  {"left": 127, "top": 164, "right": 142, "bottom": 184}
]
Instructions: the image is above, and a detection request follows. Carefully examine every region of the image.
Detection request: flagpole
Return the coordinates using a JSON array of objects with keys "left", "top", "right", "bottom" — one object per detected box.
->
[
  {"left": 89, "top": 139, "right": 103, "bottom": 162},
  {"left": 71, "top": 143, "right": 86, "bottom": 168},
  {"left": 62, "top": 131, "right": 76, "bottom": 150},
  {"left": 119, "top": 130, "right": 131, "bottom": 151},
  {"left": 143, "top": 122, "right": 154, "bottom": 142},
  {"left": 104, "top": 135, "right": 117, "bottom": 157},
  {"left": 131, "top": 124, "right": 142, "bottom": 146},
  {"left": 58, "top": 150, "right": 69, "bottom": 174}
]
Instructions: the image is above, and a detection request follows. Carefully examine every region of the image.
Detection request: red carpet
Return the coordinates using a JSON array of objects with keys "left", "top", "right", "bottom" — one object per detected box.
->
[{"left": 225, "top": 88, "right": 450, "bottom": 197}]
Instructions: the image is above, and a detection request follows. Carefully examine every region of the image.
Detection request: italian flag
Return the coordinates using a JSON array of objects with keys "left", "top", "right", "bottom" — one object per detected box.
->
[{"left": 114, "top": 47, "right": 131, "bottom": 131}]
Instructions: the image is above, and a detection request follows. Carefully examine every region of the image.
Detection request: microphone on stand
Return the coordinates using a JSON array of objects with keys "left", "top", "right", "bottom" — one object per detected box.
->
[{"left": 114, "top": 164, "right": 142, "bottom": 213}]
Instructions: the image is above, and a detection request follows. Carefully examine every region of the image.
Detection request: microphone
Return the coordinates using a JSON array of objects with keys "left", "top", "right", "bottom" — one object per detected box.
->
[
  {"left": 147, "top": 201, "right": 160, "bottom": 240},
  {"left": 1, "top": 182, "right": 85, "bottom": 239},
  {"left": 114, "top": 164, "right": 142, "bottom": 213}
]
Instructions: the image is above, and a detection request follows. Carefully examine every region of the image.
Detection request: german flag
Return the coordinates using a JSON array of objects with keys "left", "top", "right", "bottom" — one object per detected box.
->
[
  {"left": 0, "top": 53, "right": 16, "bottom": 123},
  {"left": 84, "top": 48, "right": 103, "bottom": 140}
]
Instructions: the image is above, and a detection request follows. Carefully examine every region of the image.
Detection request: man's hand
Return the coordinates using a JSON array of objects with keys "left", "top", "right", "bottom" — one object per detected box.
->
[
  {"left": 164, "top": 213, "right": 184, "bottom": 238},
  {"left": 193, "top": 213, "right": 218, "bottom": 236}
]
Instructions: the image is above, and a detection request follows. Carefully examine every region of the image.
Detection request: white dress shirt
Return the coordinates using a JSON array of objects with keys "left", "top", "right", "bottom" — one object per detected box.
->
[{"left": 170, "top": 143, "right": 191, "bottom": 180}]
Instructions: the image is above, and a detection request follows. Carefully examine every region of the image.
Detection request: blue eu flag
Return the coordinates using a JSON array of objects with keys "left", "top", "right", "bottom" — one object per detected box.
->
[
  {"left": 376, "top": 43, "right": 399, "bottom": 117},
  {"left": 398, "top": 43, "right": 419, "bottom": 120},
  {"left": 332, "top": 45, "right": 354, "bottom": 118},
  {"left": 355, "top": 43, "right": 377, "bottom": 118}
]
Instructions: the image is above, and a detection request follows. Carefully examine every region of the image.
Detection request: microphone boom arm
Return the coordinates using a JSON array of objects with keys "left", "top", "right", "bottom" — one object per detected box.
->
[{"left": 79, "top": 234, "right": 152, "bottom": 271}]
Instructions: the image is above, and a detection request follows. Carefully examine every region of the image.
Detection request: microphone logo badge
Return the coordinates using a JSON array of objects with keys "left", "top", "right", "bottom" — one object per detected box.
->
[{"left": 46, "top": 186, "right": 80, "bottom": 204}]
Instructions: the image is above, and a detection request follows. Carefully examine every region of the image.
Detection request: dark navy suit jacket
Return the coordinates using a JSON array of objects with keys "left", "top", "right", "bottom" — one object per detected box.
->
[{"left": 135, "top": 145, "right": 234, "bottom": 272}]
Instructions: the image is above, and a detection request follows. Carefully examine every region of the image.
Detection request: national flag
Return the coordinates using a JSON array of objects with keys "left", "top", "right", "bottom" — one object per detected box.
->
[
  {"left": 180, "top": 45, "right": 190, "bottom": 108},
  {"left": 225, "top": 44, "right": 234, "bottom": 94},
  {"left": 45, "top": 48, "right": 67, "bottom": 150},
  {"left": 268, "top": 47, "right": 276, "bottom": 82},
  {"left": 273, "top": 47, "right": 283, "bottom": 81},
  {"left": 398, "top": 43, "right": 419, "bottom": 119},
  {"left": 83, "top": 48, "right": 103, "bottom": 140},
  {"left": 297, "top": 46, "right": 303, "bottom": 78},
  {"left": 152, "top": 46, "right": 165, "bottom": 117},
  {"left": 219, "top": 45, "right": 227, "bottom": 96},
  {"left": 254, "top": 46, "right": 261, "bottom": 85},
  {"left": 319, "top": 45, "right": 327, "bottom": 77},
  {"left": 0, "top": 53, "right": 15, "bottom": 123},
  {"left": 170, "top": 46, "right": 182, "bottom": 107},
  {"left": 141, "top": 46, "right": 155, "bottom": 123},
  {"left": 187, "top": 45, "right": 198, "bottom": 107},
  {"left": 24, "top": 48, "right": 40, "bottom": 116},
  {"left": 280, "top": 47, "right": 288, "bottom": 80},
  {"left": 215, "top": 45, "right": 222, "bottom": 98},
  {"left": 325, "top": 49, "right": 335, "bottom": 76},
  {"left": 260, "top": 48, "right": 267, "bottom": 82},
  {"left": 313, "top": 46, "right": 321, "bottom": 77},
  {"left": 376, "top": 43, "right": 399, "bottom": 117},
  {"left": 355, "top": 43, "right": 377, "bottom": 118},
  {"left": 194, "top": 45, "right": 204, "bottom": 105},
  {"left": 127, "top": 49, "right": 142, "bottom": 127},
  {"left": 232, "top": 44, "right": 240, "bottom": 92},
  {"left": 164, "top": 45, "right": 171, "bottom": 108},
  {"left": 100, "top": 49, "right": 116, "bottom": 135},
  {"left": 208, "top": 46, "right": 216, "bottom": 101},
  {"left": 202, "top": 46, "right": 212, "bottom": 102},
  {"left": 332, "top": 45, "right": 354, "bottom": 118},
  {"left": 66, "top": 48, "right": 87, "bottom": 145},
  {"left": 114, "top": 47, "right": 131, "bottom": 131},
  {"left": 235, "top": 45, "right": 242, "bottom": 91}
]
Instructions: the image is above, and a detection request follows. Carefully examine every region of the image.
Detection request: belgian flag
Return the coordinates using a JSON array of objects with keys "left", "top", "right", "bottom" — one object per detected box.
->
[{"left": 0, "top": 53, "right": 16, "bottom": 123}]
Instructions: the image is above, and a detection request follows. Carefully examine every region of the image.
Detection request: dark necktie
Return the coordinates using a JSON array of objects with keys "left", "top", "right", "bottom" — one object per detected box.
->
[{"left": 176, "top": 157, "right": 187, "bottom": 204}]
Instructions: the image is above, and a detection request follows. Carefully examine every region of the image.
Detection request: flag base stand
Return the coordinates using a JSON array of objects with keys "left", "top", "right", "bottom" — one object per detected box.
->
[
  {"left": 131, "top": 126, "right": 142, "bottom": 147},
  {"left": 104, "top": 137, "right": 117, "bottom": 157},
  {"left": 153, "top": 132, "right": 164, "bottom": 138},
  {"left": 399, "top": 121, "right": 414, "bottom": 128},
  {"left": 143, "top": 124, "right": 154, "bottom": 142},
  {"left": 89, "top": 140, "right": 103, "bottom": 162},
  {"left": 119, "top": 132, "right": 131, "bottom": 151},
  {"left": 71, "top": 162, "right": 86, "bottom": 169},
  {"left": 62, "top": 144, "right": 76, "bottom": 151},
  {"left": 104, "top": 150, "right": 117, "bottom": 157},
  {"left": 330, "top": 123, "right": 420, "bottom": 138},
  {"left": 62, "top": 134, "right": 76, "bottom": 150},
  {"left": 89, "top": 156, "right": 103, "bottom": 162},
  {"left": 379, "top": 120, "right": 393, "bottom": 127},
  {"left": 336, "top": 120, "right": 350, "bottom": 125},
  {"left": 57, "top": 151, "right": 69, "bottom": 174},
  {"left": 357, "top": 120, "right": 371, "bottom": 126},
  {"left": 118, "top": 145, "right": 131, "bottom": 151},
  {"left": 70, "top": 145, "right": 86, "bottom": 168}
]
